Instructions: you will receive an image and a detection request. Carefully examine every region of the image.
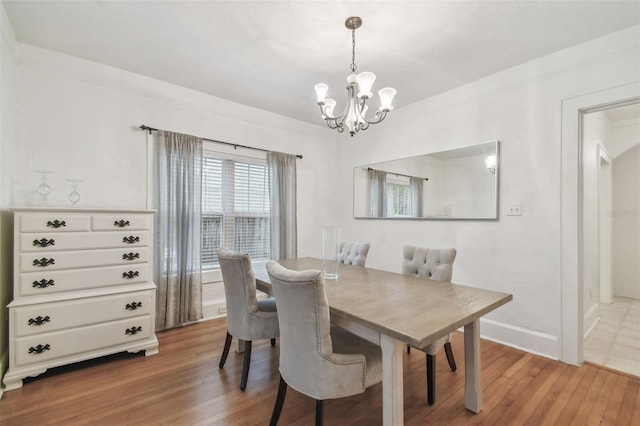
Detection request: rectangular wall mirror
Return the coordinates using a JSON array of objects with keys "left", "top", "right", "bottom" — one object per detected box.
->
[{"left": 353, "top": 141, "right": 499, "bottom": 220}]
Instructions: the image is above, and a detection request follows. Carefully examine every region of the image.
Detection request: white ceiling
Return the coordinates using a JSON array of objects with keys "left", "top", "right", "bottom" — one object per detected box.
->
[{"left": 3, "top": 1, "right": 640, "bottom": 126}]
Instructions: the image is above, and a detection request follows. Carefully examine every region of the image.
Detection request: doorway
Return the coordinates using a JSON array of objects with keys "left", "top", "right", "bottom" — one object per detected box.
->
[{"left": 582, "top": 102, "right": 640, "bottom": 377}]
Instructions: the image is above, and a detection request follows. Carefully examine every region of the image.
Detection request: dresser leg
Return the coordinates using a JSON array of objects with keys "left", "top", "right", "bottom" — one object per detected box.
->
[{"left": 3, "top": 367, "right": 48, "bottom": 392}]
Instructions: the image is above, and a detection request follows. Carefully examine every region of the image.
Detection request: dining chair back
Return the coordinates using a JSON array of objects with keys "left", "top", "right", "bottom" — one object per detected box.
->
[
  {"left": 402, "top": 245, "right": 456, "bottom": 281},
  {"left": 217, "top": 248, "right": 279, "bottom": 391},
  {"left": 266, "top": 260, "right": 382, "bottom": 425},
  {"left": 401, "top": 245, "right": 458, "bottom": 405},
  {"left": 337, "top": 241, "right": 370, "bottom": 266}
]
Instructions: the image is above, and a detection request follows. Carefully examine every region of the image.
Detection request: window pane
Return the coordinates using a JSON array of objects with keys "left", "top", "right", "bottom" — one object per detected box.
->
[
  {"left": 201, "top": 154, "right": 270, "bottom": 268},
  {"left": 202, "top": 214, "right": 223, "bottom": 267},
  {"left": 202, "top": 157, "right": 223, "bottom": 213},
  {"left": 234, "top": 162, "right": 270, "bottom": 214},
  {"left": 387, "top": 182, "right": 410, "bottom": 216},
  {"left": 234, "top": 216, "right": 270, "bottom": 261}
]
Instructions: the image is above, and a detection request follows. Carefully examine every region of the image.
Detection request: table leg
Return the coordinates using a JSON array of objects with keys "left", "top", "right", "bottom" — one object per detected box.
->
[
  {"left": 380, "top": 334, "right": 404, "bottom": 425},
  {"left": 464, "top": 319, "right": 482, "bottom": 413}
]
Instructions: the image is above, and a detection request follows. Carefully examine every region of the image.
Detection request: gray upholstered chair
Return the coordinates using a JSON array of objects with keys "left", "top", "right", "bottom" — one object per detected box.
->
[
  {"left": 217, "top": 248, "right": 279, "bottom": 391},
  {"left": 337, "top": 241, "right": 370, "bottom": 266},
  {"left": 402, "top": 245, "right": 458, "bottom": 405},
  {"left": 266, "top": 260, "right": 382, "bottom": 426}
]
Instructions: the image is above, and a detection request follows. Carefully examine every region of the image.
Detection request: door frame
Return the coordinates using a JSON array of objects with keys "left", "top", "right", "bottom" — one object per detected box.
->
[
  {"left": 597, "top": 144, "right": 613, "bottom": 305},
  {"left": 560, "top": 82, "right": 640, "bottom": 365}
]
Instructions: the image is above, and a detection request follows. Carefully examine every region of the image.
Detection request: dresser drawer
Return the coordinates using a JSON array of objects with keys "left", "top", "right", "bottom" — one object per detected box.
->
[
  {"left": 19, "top": 214, "right": 90, "bottom": 233},
  {"left": 13, "top": 291, "right": 154, "bottom": 337},
  {"left": 14, "top": 315, "right": 153, "bottom": 367},
  {"left": 20, "top": 231, "right": 149, "bottom": 252},
  {"left": 19, "top": 264, "right": 148, "bottom": 297},
  {"left": 92, "top": 214, "right": 151, "bottom": 231},
  {"left": 20, "top": 247, "right": 149, "bottom": 272}
]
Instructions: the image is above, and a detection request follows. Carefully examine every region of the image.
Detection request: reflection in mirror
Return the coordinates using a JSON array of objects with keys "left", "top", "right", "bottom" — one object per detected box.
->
[{"left": 354, "top": 141, "right": 499, "bottom": 219}]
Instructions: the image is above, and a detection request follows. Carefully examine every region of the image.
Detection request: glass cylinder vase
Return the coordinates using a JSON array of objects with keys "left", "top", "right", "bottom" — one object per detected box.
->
[{"left": 322, "top": 226, "right": 341, "bottom": 280}]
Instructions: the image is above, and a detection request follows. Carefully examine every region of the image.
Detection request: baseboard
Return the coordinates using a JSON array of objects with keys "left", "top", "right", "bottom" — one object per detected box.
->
[
  {"left": 202, "top": 300, "right": 226, "bottom": 321},
  {"left": 477, "top": 318, "right": 559, "bottom": 360},
  {"left": 583, "top": 303, "right": 600, "bottom": 339}
]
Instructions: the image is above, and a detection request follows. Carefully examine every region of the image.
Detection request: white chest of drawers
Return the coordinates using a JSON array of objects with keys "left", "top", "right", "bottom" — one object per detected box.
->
[{"left": 3, "top": 208, "right": 159, "bottom": 391}]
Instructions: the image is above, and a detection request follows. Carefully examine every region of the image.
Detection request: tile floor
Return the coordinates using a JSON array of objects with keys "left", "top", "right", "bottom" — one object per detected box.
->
[{"left": 584, "top": 296, "right": 640, "bottom": 377}]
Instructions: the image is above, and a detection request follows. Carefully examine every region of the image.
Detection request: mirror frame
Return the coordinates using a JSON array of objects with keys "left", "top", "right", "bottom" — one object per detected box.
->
[{"left": 353, "top": 140, "right": 500, "bottom": 220}]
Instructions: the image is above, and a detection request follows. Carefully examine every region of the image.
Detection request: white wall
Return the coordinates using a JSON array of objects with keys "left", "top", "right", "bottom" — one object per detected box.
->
[
  {"left": 336, "top": 26, "right": 640, "bottom": 359},
  {"left": 608, "top": 114, "right": 639, "bottom": 300},
  {"left": 613, "top": 143, "right": 640, "bottom": 299}
]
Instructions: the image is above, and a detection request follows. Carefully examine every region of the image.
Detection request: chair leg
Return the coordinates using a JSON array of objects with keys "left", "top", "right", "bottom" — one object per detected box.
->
[
  {"left": 240, "top": 340, "right": 252, "bottom": 391},
  {"left": 315, "top": 399, "right": 324, "bottom": 426},
  {"left": 444, "top": 341, "right": 457, "bottom": 371},
  {"left": 219, "top": 331, "right": 232, "bottom": 369},
  {"left": 271, "top": 338, "right": 276, "bottom": 347},
  {"left": 426, "top": 354, "right": 435, "bottom": 405},
  {"left": 269, "top": 375, "right": 288, "bottom": 426}
]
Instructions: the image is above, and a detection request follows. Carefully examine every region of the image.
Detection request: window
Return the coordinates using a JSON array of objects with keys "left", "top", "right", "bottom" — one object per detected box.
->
[
  {"left": 387, "top": 180, "right": 411, "bottom": 217},
  {"left": 201, "top": 154, "right": 270, "bottom": 268}
]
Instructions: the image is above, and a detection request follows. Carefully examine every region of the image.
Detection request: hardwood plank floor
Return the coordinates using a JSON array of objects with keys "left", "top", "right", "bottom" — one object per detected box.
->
[{"left": 1, "top": 318, "right": 639, "bottom": 425}]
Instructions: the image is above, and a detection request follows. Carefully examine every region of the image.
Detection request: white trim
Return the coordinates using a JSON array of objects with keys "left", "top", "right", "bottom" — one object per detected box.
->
[
  {"left": 583, "top": 304, "right": 600, "bottom": 339},
  {"left": 597, "top": 144, "right": 613, "bottom": 305},
  {"left": 560, "top": 82, "right": 640, "bottom": 366},
  {"left": 477, "top": 318, "right": 559, "bottom": 360}
]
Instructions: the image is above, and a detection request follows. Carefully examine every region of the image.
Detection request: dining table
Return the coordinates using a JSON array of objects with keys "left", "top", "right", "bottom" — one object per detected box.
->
[{"left": 254, "top": 257, "right": 513, "bottom": 426}]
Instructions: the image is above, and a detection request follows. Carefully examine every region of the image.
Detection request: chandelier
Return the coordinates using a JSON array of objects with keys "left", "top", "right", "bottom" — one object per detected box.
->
[{"left": 314, "top": 16, "right": 396, "bottom": 137}]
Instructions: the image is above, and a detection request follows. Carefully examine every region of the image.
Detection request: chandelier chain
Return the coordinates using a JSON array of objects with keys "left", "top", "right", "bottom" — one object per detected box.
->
[{"left": 350, "top": 28, "right": 357, "bottom": 73}]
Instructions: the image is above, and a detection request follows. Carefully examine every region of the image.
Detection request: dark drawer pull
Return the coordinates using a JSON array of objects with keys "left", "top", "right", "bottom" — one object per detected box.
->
[
  {"left": 123, "top": 235, "right": 140, "bottom": 244},
  {"left": 125, "top": 301, "right": 143, "bottom": 310},
  {"left": 122, "top": 270, "right": 140, "bottom": 279},
  {"left": 29, "top": 344, "right": 51, "bottom": 354},
  {"left": 46, "top": 220, "right": 66, "bottom": 229},
  {"left": 125, "top": 326, "right": 142, "bottom": 335},
  {"left": 28, "top": 315, "right": 51, "bottom": 326},
  {"left": 33, "top": 238, "right": 55, "bottom": 247},
  {"left": 122, "top": 252, "right": 140, "bottom": 261},
  {"left": 32, "top": 279, "right": 55, "bottom": 288},
  {"left": 33, "top": 257, "right": 55, "bottom": 267},
  {"left": 114, "top": 220, "right": 130, "bottom": 228}
]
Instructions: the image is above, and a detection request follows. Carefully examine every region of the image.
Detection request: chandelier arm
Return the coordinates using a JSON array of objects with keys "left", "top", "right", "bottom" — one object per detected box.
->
[
  {"left": 363, "top": 110, "right": 388, "bottom": 125},
  {"left": 326, "top": 119, "right": 341, "bottom": 130},
  {"left": 318, "top": 104, "right": 333, "bottom": 120},
  {"left": 358, "top": 96, "right": 368, "bottom": 114}
]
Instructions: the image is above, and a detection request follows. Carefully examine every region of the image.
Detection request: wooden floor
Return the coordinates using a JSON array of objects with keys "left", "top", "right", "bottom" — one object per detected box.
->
[{"left": 1, "top": 318, "right": 639, "bottom": 425}]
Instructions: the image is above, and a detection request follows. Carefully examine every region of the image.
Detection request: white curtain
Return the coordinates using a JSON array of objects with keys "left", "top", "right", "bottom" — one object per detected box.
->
[
  {"left": 410, "top": 177, "right": 424, "bottom": 217},
  {"left": 154, "top": 130, "right": 203, "bottom": 330},
  {"left": 369, "top": 169, "right": 387, "bottom": 217},
  {"left": 267, "top": 151, "right": 297, "bottom": 260}
]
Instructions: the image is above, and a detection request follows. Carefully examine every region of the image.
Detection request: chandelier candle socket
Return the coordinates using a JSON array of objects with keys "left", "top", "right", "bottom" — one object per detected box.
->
[{"left": 314, "top": 16, "right": 396, "bottom": 137}]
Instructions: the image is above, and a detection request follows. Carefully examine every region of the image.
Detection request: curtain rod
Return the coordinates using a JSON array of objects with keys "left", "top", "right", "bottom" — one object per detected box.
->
[
  {"left": 140, "top": 125, "right": 303, "bottom": 159},
  {"left": 366, "top": 167, "right": 428, "bottom": 181}
]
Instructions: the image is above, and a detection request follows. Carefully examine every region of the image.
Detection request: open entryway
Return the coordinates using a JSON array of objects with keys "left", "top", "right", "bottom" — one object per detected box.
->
[{"left": 582, "top": 102, "right": 640, "bottom": 377}]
